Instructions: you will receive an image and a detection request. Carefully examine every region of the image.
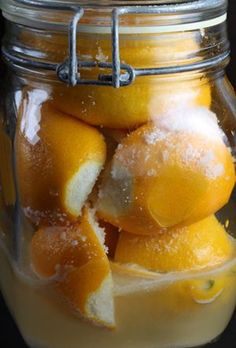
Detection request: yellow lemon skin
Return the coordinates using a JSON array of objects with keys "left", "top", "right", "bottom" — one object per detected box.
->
[
  {"left": 16, "top": 101, "right": 106, "bottom": 226},
  {"left": 30, "top": 210, "right": 109, "bottom": 279},
  {"left": 97, "top": 111, "right": 235, "bottom": 235},
  {"left": 31, "top": 207, "right": 114, "bottom": 328},
  {"left": 57, "top": 260, "right": 113, "bottom": 326},
  {"left": 52, "top": 79, "right": 211, "bottom": 130},
  {"left": 113, "top": 219, "right": 236, "bottom": 316},
  {"left": 21, "top": 29, "right": 211, "bottom": 129},
  {"left": 115, "top": 216, "right": 234, "bottom": 272}
]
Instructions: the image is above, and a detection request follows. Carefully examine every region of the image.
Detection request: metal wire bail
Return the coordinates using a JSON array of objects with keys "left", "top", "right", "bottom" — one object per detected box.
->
[
  {"left": 56, "top": 7, "right": 136, "bottom": 87},
  {"left": 2, "top": 0, "right": 230, "bottom": 88}
]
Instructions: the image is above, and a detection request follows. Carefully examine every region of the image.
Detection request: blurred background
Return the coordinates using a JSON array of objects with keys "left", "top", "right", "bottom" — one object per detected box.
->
[{"left": 0, "top": 0, "right": 235, "bottom": 347}]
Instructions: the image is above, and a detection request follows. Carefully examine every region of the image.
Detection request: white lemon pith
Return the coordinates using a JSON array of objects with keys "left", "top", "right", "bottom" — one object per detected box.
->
[{"left": 16, "top": 99, "right": 106, "bottom": 226}]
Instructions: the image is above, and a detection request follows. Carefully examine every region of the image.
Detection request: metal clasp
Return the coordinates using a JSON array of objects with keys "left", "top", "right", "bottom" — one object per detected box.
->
[
  {"left": 4, "top": 0, "right": 230, "bottom": 88},
  {"left": 56, "top": 7, "right": 136, "bottom": 87}
]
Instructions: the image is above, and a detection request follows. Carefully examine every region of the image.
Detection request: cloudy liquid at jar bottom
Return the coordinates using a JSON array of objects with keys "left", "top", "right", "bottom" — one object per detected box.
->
[{"left": 0, "top": 242, "right": 236, "bottom": 348}]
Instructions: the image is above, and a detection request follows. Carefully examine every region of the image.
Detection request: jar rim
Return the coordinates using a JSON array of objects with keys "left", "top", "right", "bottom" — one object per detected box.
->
[
  {"left": 1, "top": 0, "right": 228, "bottom": 30},
  {"left": 1, "top": 0, "right": 227, "bottom": 9}
]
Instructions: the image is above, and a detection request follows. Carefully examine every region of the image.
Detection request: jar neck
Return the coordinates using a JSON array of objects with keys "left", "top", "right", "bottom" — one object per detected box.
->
[{"left": 1, "top": 0, "right": 230, "bottom": 85}]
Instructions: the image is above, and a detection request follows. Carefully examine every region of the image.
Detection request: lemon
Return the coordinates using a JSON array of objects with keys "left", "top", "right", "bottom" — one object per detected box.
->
[
  {"left": 16, "top": 94, "right": 106, "bottom": 226},
  {"left": 115, "top": 216, "right": 234, "bottom": 272},
  {"left": 31, "top": 207, "right": 114, "bottom": 328},
  {"left": 97, "top": 107, "right": 235, "bottom": 234},
  {"left": 50, "top": 31, "right": 211, "bottom": 128}
]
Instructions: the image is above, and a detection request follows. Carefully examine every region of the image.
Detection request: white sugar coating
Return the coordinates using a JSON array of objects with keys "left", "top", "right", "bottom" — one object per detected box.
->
[
  {"left": 102, "top": 107, "right": 232, "bottom": 203},
  {"left": 23, "top": 206, "right": 69, "bottom": 226},
  {"left": 181, "top": 144, "right": 202, "bottom": 164},
  {"left": 159, "top": 107, "right": 225, "bottom": 140},
  {"left": 144, "top": 129, "right": 167, "bottom": 145},
  {"left": 198, "top": 151, "right": 225, "bottom": 179},
  {"left": 181, "top": 146, "right": 225, "bottom": 180},
  {"left": 204, "top": 163, "right": 225, "bottom": 180},
  {"left": 198, "top": 150, "right": 215, "bottom": 166},
  {"left": 147, "top": 169, "right": 157, "bottom": 177},
  {"left": 117, "top": 144, "right": 124, "bottom": 151},
  {"left": 143, "top": 107, "right": 225, "bottom": 145},
  {"left": 71, "top": 240, "right": 79, "bottom": 247},
  {"left": 78, "top": 234, "right": 87, "bottom": 243},
  {"left": 111, "top": 163, "right": 131, "bottom": 180}
]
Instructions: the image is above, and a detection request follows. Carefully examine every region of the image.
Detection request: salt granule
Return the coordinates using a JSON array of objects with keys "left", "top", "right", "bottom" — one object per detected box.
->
[
  {"left": 111, "top": 164, "right": 131, "bottom": 180},
  {"left": 147, "top": 169, "right": 157, "bottom": 177},
  {"left": 71, "top": 240, "right": 79, "bottom": 247},
  {"left": 205, "top": 163, "right": 225, "bottom": 180},
  {"left": 96, "top": 47, "right": 108, "bottom": 62},
  {"left": 143, "top": 107, "right": 224, "bottom": 146},
  {"left": 181, "top": 144, "right": 201, "bottom": 165},
  {"left": 144, "top": 129, "right": 167, "bottom": 145},
  {"left": 79, "top": 234, "right": 87, "bottom": 243},
  {"left": 156, "top": 106, "right": 224, "bottom": 141}
]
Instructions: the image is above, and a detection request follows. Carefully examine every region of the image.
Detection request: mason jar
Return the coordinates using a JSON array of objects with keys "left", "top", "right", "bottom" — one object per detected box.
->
[{"left": 0, "top": 0, "right": 236, "bottom": 347}]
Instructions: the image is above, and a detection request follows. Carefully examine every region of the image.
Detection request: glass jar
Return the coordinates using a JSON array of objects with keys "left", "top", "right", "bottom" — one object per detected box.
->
[{"left": 1, "top": 1, "right": 236, "bottom": 347}]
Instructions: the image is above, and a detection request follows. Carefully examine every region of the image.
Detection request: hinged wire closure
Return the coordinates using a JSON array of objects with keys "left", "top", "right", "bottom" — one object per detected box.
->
[{"left": 2, "top": 0, "right": 230, "bottom": 88}]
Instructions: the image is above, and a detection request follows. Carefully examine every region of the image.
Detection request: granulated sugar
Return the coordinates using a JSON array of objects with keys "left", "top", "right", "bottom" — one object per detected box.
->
[
  {"left": 156, "top": 107, "right": 224, "bottom": 141},
  {"left": 144, "top": 129, "right": 168, "bottom": 145},
  {"left": 143, "top": 107, "right": 224, "bottom": 146}
]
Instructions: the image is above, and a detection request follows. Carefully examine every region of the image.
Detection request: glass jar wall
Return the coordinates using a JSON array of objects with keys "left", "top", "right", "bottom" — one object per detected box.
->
[{"left": 0, "top": 1, "right": 236, "bottom": 347}]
